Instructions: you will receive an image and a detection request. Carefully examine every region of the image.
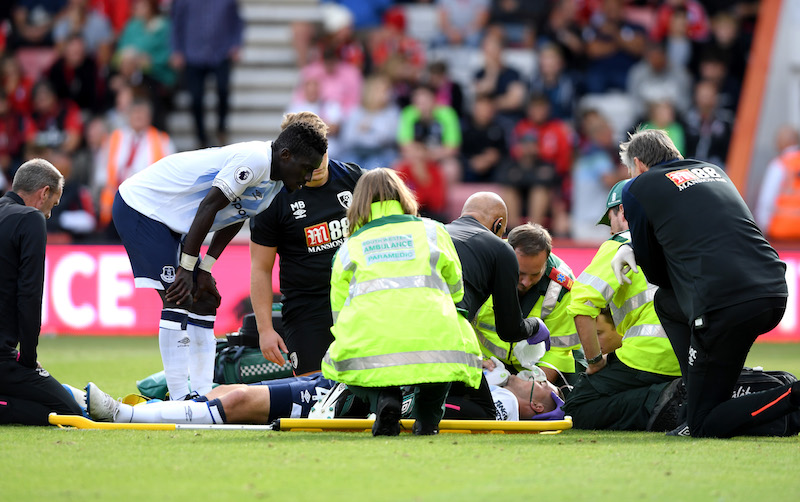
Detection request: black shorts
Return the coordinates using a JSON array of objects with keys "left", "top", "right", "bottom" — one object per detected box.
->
[
  {"left": 282, "top": 300, "right": 334, "bottom": 375},
  {"left": 0, "top": 360, "right": 82, "bottom": 425}
]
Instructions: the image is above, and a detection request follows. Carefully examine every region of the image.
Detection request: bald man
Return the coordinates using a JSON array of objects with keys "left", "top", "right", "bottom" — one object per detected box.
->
[
  {"left": 755, "top": 125, "right": 800, "bottom": 240},
  {"left": 445, "top": 192, "right": 543, "bottom": 342}
]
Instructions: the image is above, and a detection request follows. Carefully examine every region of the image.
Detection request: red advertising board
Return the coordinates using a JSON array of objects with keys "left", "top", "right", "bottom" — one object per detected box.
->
[{"left": 41, "top": 244, "right": 800, "bottom": 341}]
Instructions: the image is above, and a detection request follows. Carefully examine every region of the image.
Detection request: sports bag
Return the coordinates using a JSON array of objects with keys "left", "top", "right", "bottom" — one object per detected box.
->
[
  {"left": 213, "top": 343, "right": 294, "bottom": 384},
  {"left": 733, "top": 367, "right": 797, "bottom": 398}
]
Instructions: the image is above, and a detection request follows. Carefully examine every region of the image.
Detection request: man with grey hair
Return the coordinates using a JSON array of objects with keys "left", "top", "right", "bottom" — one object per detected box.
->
[
  {"left": 0, "top": 158, "right": 83, "bottom": 425},
  {"left": 611, "top": 128, "right": 798, "bottom": 438}
]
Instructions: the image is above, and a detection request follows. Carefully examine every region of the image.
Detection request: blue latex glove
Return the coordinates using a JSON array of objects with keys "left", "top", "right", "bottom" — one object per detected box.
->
[{"left": 526, "top": 317, "right": 551, "bottom": 352}]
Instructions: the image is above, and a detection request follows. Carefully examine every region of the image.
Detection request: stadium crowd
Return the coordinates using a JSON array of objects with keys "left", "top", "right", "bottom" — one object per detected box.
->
[{"left": 0, "top": 0, "right": 775, "bottom": 244}]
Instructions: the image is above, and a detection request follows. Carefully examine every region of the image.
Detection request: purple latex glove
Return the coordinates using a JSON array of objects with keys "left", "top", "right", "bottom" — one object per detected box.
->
[
  {"left": 526, "top": 317, "right": 551, "bottom": 351},
  {"left": 533, "top": 392, "right": 566, "bottom": 421}
]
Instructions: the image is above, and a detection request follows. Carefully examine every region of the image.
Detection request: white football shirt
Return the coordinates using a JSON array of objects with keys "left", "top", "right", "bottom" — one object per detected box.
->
[
  {"left": 119, "top": 141, "right": 284, "bottom": 234},
  {"left": 490, "top": 386, "right": 520, "bottom": 421}
]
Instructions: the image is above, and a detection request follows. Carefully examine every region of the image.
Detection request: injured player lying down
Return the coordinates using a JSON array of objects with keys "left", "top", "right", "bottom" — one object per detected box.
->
[{"left": 84, "top": 370, "right": 564, "bottom": 425}]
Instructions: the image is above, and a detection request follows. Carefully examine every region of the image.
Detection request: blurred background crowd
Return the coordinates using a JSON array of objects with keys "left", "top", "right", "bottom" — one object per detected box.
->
[{"left": 0, "top": 0, "right": 769, "bottom": 245}]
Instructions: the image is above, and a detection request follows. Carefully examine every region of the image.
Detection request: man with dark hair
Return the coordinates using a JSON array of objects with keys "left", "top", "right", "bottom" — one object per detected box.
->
[
  {"left": 612, "top": 128, "right": 797, "bottom": 438},
  {"left": 0, "top": 158, "right": 83, "bottom": 425},
  {"left": 112, "top": 122, "right": 326, "bottom": 401}
]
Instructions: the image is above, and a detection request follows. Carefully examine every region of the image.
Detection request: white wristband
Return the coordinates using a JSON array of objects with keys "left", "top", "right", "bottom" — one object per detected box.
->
[
  {"left": 179, "top": 252, "right": 198, "bottom": 270},
  {"left": 198, "top": 255, "right": 217, "bottom": 273}
]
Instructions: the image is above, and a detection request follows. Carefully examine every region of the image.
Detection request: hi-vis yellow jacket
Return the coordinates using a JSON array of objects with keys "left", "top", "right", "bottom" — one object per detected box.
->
[
  {"left": 474, "top": 253, "right": 580, "bottom": 373},
  {"left": 568, "top": 231, "right": 680, "bottom": 376},
  {"left": 321, "top": 200, "right": 482, "bottom": 388}
]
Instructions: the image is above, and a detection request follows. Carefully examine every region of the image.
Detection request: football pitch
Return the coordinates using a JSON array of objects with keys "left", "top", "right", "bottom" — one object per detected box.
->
[{"left": 3, "top": 337, "right": 799, "bottom": 501}]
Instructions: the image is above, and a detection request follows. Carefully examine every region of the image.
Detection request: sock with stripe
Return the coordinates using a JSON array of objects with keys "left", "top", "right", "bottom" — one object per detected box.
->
[
  {"left": 188, "top": 314, "right": 216, "bottom": 396},
  {"left": 159, "top": 308, "right": 190, "bottom": 400},
  {"left": 117, "top": 398, "right": 226, "bottom": 424}
]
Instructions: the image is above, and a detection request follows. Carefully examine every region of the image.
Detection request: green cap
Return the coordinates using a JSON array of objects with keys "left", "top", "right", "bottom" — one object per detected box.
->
[{"left": 597, "top": 179, "right": 631, "bottom": 226}]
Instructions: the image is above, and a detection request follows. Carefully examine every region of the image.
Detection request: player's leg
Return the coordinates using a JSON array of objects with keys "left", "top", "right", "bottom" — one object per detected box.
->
[
  {"left": 412, "top": 382, "right": 452, "bottom": 435},
  {"left": 187, "top": 290, "right": 218, "bottom": 396},
  {"left": 113, "top": 192, "right": 191, "bottom": 400}
]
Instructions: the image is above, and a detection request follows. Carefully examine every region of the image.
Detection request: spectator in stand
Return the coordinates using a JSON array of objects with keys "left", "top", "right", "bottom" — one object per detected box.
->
[
  {"left": 662, "top": 5, "right": 693, "bottom": 69},
  {"left": 370, "top": 7, "right": 425, "bottom": 109},
  {"left": 537, "top": 0, "right": 586, "bottom": 72},
  {"left": 692, "top": 9, "right": 748, "bottom": 82},
  {"left": 24, "top": 79, "right": 83, "bottom": 156},
  {"left": 1, "top": 56, "right": 34, "bottom": 116},
  {"left": 88, "top": 0, "right": 132, "bottom": 36},
  {"left": 460, "top": 93, "right": 506, "bottom": 183},
  {"left": 32, "top": 147, "right": 96, "bottom": 242},
  {"left": 295, "top": 47, "right": 363, "bottom": 121},
  {"left": 72, "top": 114, "right": 108, "bottom": 189},
  {"left": 639, "top": 100, "right": 686, "bottom": 155},
  {"left": 397, "top": 83, "right": 462, "bottom": 185},
  {"left": 117, "top": 0, "right": 176, "bottom": 92},
  {"left": 95, "top": 98, "right": 174, "bottom": 236},
  {"left": 509, "top": 93, "right": 574, "bottom": 235},
  {"left": 626, "top": 40, "right": 692, "bottom": 118},
  {"left": 529, "top": 43, "right": 577, "bottom": 122},
  {"left": 107, "top": 50, "right": 163, "bottom": 129},
  {"left": 104, "top": 81, "right": 133, "bottom": 130},
  {"left": 473, "top": 31, "right": 527, "bottom": 123},
  {"left": 47, "top": 34, "right": 105, "bottom": 113},
  {"left": 683, "top": 79, "right": 732, "bottom": 168},
  {"left": 8, "top": 0, "right": 67, "bottom": 49},
  {"left": 428, "top": 61, "right": 464, "bottom": 118},
  {"left": 0, "top": 90, "right": 27, "bottom": 186},
  {"left": 651, "top": 0, "right": 710, "bottom": 43},
  {"left": 487, "top": 0, "right": 549, "bottom": 48},
  {"left": 316, "top": 3, "right": 366, "bottom": 71},
  {"left": 571, "top": 109, "right": 623, "bottom": 242},
  {"left": 754, "top": 125, "right": 800, "bottom": 241},
  {"left": 52, "top": 0, "right": 114, "bottom": 66},
  {"left": 340, "top": 73, "right": 399, "bottom": 170},
  {"left": 327, "top": 0, "right": 392, "bottom": 32},
  {"left": 286, "top": 78, "right": 344, "bottom": 158},
  {"left": 434, "top": 0, "right": 490, "bottom": 48},
  {"left": 695, "top": 47, "right": 740, "bottom": 114},
  {"left": 171, "top": 0, "right": 244, "bottom": 148},
  {"left": 582, "top": 0, "right": 647, "bottom": 94},
  {"left": 394, "top": 141, "right": 448, "bottom": 223},
  {"left": 496, "top": 127, "right": 555, "bottom": 229}
]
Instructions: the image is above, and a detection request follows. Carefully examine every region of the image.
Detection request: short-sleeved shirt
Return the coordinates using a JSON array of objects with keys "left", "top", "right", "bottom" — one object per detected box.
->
[
  {"left": 119, "top": 141, "right": 283, "bottom": 235},
  {"left": 249, "top": 160, "right": 363, "bottom": 304}
]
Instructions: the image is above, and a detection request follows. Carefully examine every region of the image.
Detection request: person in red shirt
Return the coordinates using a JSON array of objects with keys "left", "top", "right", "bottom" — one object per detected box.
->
[
  {"left": 394, "top": 141, "right": 448, "bottom": 223},
  {"left": 23, "top": 80, "right": 84, "bottom": 156},
  {"left": 0, "top": 90, "right": 27, "bottom": 188},
  {"left": 651, "top": 0, "right": 710, "bottom": 43},
  {"left": 1, "top": 56, "right": 34, "bottom": 116},
  {"left": 511, "top": 93, "right": 574, "bottom": 235}
]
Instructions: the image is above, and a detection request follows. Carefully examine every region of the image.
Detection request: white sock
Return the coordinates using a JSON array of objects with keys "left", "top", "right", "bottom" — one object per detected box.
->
[
  {"left": 159, "top": 309, "right": 190, "bottom": 400},
  {"left": 117, "top": 399, "right": 224, "bottom": 424},
  {"left": 187, "top": 316, "right": 216, "bottom": 396}
]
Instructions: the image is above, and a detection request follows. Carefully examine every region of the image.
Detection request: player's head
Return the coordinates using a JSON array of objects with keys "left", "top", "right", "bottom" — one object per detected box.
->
[
  {"left": 272, "top": 120, "right": 327, "bottom": 192},
  {"left": 619, "top": 127, "right": 682, "bottom": 177},
  {"left": 596, "top": 306, "right": 622, "bottom": 355},
  {"left": 507, "top": 374, "right": 564, "bottom": 420},
  {"left": 281, "top": 112, "right": 330, "bottom": 187},
  {"left": 461, "top": 191, "right": 507, "bottom": 237},
  {"left": 508, "top": 223, "right": 552, "bottom": 295},
  {"left": 598, "top": 179, "right": 630, "bottom": 234},
  {"left": 12, "top": 158, "right": 64, "bottom": 219},
  {"left": 347, "top": 168, "right": 418, "bottom": 234}
]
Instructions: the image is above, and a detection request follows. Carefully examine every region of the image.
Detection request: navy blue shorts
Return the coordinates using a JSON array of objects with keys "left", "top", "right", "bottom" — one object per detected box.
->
[
  {"left": 112, "top": 192, "right": 182, "bottom": 291},
  {"left": 251, "top": 373, "right": 338, "bottom": 423}
]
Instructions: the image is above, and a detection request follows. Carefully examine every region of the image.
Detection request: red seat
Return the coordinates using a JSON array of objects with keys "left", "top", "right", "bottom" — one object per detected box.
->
[{"left": 446, "top": 182, "right": 506, "bottom": 222}]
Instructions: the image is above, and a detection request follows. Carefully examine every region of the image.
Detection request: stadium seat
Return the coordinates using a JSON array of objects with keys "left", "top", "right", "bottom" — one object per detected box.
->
[
  {"left": 446, "top": 182, "right": 506, "bottom": 222},
  {"left": 15, "top": 47, "right": 57, "bottom": 81}
]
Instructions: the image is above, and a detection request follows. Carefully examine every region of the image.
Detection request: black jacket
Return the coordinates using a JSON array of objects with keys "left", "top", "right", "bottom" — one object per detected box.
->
[
  {"left": 622, "top": 158, "right": 787, "bottom": 322},
  {"left": 446, "top": 216, "right": 538, "bottom": 342},
  {"left": 0, "top": 192, "right": 47, "bottom": 368}
]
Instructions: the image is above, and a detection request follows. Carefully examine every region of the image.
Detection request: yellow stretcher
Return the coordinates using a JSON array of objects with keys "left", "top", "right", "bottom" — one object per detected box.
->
[{"left": 49, "top": 414, "right": 572, "bottom": 434}]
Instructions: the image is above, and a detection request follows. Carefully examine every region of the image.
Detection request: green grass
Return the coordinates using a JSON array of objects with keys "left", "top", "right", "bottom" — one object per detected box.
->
[{"left": 3, "top": 337, "right": 799, "bottom": 501}]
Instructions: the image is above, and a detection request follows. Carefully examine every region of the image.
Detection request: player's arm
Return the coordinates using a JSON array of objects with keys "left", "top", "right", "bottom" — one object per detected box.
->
[
  {"left": 250, "top": 241, "right": 287, "bottom": 365},
  {"left": 16, "top": 212, "right": 47, "bottom": 369},
  {"left": 493, "top": 242, "right": 539, "bottom": 343},
  {"left": 165, "top": 187, "right": 230, "bottom": 305}
]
